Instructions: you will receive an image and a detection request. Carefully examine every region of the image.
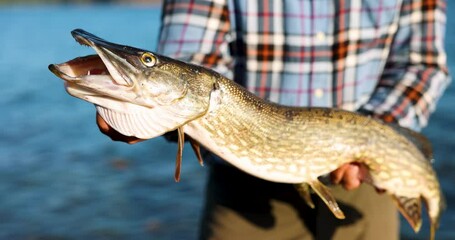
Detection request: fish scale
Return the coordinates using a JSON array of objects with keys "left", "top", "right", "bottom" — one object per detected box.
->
[{"left": 49, "top": 29, "right": 444, "bottom": 240}]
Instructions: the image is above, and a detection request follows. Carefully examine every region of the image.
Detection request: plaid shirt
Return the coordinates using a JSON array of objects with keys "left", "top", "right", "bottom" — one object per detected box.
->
[{"left": 157, "top": 0, "right": 450, "bottom": 131}]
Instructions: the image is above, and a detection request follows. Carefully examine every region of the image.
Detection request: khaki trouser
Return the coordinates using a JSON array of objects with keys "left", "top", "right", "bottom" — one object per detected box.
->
[{"left": 199, "top": 163, "right": 398, "bottom": 240}]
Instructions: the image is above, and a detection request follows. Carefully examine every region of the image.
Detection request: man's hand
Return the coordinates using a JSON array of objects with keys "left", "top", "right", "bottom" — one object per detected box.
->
[
  {"left": 96, "top": 113, "right": 144, "bottom": 144},
  {"left": 330, "top": 163, "right": 371, "bottom": 190}
]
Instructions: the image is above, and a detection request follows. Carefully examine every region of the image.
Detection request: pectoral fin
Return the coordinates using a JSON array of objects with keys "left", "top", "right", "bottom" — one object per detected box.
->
[
  {"left": 393, "top": 196, "right": 422, "bottom": 233},
  {"left": 294, "top": 183, "right": 315, "bottom": 209},
  {"left": 174, "top": 127, "right": 185, "bottom": 182},
  {"left": 309, "top": 180, "right": 345, "bottom": 219}
]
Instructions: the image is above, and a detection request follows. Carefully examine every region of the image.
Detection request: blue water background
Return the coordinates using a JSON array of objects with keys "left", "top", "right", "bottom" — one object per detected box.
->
[{"left": 0, "top": 3, "right": 454, "bottom": 240}]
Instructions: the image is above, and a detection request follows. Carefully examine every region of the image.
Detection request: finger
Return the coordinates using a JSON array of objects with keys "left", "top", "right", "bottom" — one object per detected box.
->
[
  {"left": 330, "top": 164, "right": 350, "bottom": 184},
  {"left": 96, "top": 113, "right": 143, "bottom": 144},
  {"left": 357, "top": 164, "right": 371, "bottom": 183},
  {"left": 341, "top": 164, "right": 361, "bottom": 191},
  {"left": 96, "top": 113, "right": 110, "bottom": 134}
]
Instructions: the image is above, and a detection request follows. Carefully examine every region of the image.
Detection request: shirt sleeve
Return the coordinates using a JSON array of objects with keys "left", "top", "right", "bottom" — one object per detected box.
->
[
  {"left": 358, "top": 0, "right": 450, "bottom": 131},
  {"left": 156, "top": 0, "right": 233, "bottom": 78}
]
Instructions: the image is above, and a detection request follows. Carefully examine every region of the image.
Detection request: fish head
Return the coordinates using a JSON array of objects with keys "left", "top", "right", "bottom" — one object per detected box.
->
[{"left": 49, "top": 29, "right": 216, "bottom": 139}]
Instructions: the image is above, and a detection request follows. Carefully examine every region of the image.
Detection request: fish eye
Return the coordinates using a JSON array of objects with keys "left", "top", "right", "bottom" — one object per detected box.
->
[{"left": 140, "top": 53, "right": 157, "bottom": 67}]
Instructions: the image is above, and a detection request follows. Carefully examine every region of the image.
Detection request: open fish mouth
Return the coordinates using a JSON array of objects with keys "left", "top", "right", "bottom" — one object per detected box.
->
[
  {"left": 49, "top": 54, "right": 112, "bottom": 83},
  {"left": 48, "top": 29, "right": 136, "bottom": 88}
]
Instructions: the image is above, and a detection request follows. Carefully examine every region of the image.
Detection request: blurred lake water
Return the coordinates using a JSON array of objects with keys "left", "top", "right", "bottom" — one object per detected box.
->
[{"left": 0, "top": 3, "right": 454, "bottom": 240}]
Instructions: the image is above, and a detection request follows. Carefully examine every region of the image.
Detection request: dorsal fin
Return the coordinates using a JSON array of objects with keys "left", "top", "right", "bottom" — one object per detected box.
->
[{"left": 389, "top": 124, "right": 433, "bottom": 162}]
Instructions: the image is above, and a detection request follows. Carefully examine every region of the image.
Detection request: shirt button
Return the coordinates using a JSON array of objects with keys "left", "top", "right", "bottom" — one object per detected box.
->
[
  {"left": 316, "top": 32, "right": 326, "bottom": 41},
  {"left": 314, "top": 88, "right": 324, "bottom": 98}
]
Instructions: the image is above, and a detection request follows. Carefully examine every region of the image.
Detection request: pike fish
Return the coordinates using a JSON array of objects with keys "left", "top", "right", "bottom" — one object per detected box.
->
[{"left": 49, "top": 29, "right": 444, "bottom": 239}]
